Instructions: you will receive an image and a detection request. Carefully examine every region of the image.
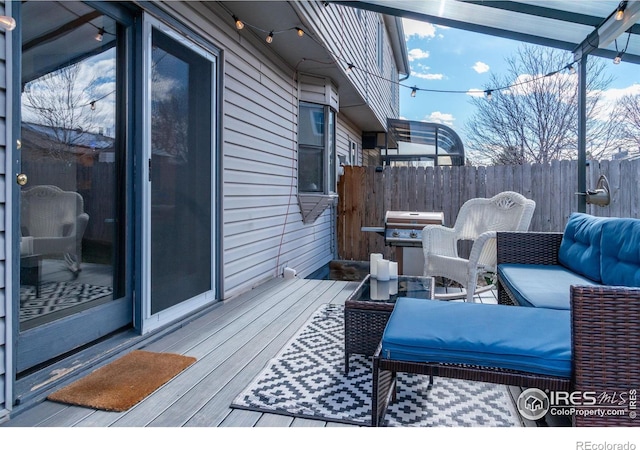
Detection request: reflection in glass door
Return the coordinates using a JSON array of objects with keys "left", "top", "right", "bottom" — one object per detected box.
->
[
  {"left": 146, "top": 23, "right": 214, "bottom": 320},
  {"left": 17, "top": 2, "right": 131, "bottom": 372}
]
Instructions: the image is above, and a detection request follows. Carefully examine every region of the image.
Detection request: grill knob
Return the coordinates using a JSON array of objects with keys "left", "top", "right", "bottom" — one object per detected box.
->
[
  {"left": 410, "top": 231, "right": 418, "bottom": 238},
  {"left": 392, "top": 231, "right": 399, "bottom": 237}
]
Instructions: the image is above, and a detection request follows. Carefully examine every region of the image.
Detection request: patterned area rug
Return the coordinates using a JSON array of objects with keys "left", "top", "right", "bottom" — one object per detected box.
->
[
  {"left": 20, "top": 281, "right": 113, "bottom": 322},
  {"left": 231, "top": 304, "right": 523, "bottom": 427}
]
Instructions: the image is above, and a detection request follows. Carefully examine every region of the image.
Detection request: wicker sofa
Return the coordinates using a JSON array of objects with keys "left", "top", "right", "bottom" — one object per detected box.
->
[
  {"left": 372, "top": 213, "right": 640, "bottom": 427},
  {"left": 496, "top": 213, "right": 640, "bottom": 309}
]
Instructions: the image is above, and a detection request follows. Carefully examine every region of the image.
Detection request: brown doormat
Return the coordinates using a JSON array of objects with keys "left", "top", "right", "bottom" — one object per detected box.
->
[{"left": 47, "top": 350, "right": 196, "bottom": 412}]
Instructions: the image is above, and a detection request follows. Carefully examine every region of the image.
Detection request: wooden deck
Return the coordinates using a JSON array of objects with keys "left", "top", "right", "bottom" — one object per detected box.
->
[{"left": 2, "top": 277, "right": 502, "bottom": 427}]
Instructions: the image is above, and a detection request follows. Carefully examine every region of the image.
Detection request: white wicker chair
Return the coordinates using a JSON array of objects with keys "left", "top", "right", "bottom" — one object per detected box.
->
[
  {"left": 422, "top": 191, "right": 535, "bottom": 302},
  {"left": 21, "top": 185, "right": 90, "bottom": 274}
]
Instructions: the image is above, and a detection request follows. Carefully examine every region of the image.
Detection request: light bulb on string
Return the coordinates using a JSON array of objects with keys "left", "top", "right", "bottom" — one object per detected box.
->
[
  {"left": 616, "top": 1, "right": 627, "bottom": 20},
  {"left": 266, "top": 31, "right": 274, "bottom": 44},
  {"left": 233, "top": 15, "right": 244, "bottom": 30},
  {"left": 95, "top": 27, "right": 104, "bottom": 42},
  {"left": 295, "top": 27, "right": 304, "bottom": 37},
  {"left": 411, "top": 86, "right": 417, "bottom": 97},
  {"left": 0, "top": 15, "right": 16, "bottom": 31}
]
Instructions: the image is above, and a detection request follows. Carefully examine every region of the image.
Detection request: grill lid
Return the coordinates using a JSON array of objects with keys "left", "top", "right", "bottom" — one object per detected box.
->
[{"left": 385, "top": 211, "right": 444, "bottom": 227}]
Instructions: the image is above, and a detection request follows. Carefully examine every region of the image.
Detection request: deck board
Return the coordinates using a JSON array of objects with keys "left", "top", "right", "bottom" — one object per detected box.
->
[{"left": 2, "top": 278, "right": 506, "bottom": 428}]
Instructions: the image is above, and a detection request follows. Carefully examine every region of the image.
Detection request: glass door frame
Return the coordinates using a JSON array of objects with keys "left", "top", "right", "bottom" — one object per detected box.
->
[
  {"left": 12, "top": 1, "right": 138, "bottom": 374},
  {"left": 140, "top": 13, "right": 219, "bottom": 333}
]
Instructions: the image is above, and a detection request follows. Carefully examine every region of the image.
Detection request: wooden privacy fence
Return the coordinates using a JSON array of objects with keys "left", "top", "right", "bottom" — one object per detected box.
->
[{"left": 337, "top": 159, "right": 640, "bottom": 261}]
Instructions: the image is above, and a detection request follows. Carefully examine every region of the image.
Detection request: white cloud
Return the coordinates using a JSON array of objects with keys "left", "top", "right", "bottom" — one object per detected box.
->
[
  {"left": 423, "top": 111, "right": 455, "bottom": 127},
  {"left": 466, "top": 89, "right": 486, "bottom": 97},
  {"left": 408, "top": 48, "right": 430, "bottom": 62},
  {"left": 411, "top": 71, "right": 444, "bottom": 80},
  {"left": 472, "top": 61, "right": 490, "bottom": 74},
  {"left": 593, "top": 83, "right": 640, "bottom": 122},
  {"left": 403, "top": 18, "right": 436, "bottom": 39}
]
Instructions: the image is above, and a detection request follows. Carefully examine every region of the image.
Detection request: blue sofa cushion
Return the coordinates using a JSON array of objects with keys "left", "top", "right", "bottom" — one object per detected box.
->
[
  {"left": 381, "top": 297, "right": 572, "bottom": 377},
  {"left": 558, "top": 213, "right": 610, "bottom": 283},
  {"left": 498, "top": 263, "right": 599, "bottom": 310},
  {"left": 600, "top": 218, "right": 640, "bottom": 287}
]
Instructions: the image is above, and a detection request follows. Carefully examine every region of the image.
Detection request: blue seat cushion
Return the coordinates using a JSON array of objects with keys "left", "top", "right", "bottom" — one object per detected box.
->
[
  {"left": 498, "top": 263, "right": 599, "bottom": 310},
  {"left": 381, "top": 297, "right": 572, "bottom": 377},
  {"left": 558, "top": 213, "right": 610, "bottom": 283},
  {"left": 600, "top": 218, "right": 640, "bottom": 287}
]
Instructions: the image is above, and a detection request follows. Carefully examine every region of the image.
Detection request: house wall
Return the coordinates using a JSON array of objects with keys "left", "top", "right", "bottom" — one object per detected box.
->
[
  {"left": 293, "top": 2, "right": 401, "bottom": 127},
  {"left": 157, "top": 1, "right": 342, "bottom": 297},
  {"left": 158, "top": 1, "right": 402, "bottom": 297},
  {"left": 0, "top": 0, "right": 9, "bottom": 422}
]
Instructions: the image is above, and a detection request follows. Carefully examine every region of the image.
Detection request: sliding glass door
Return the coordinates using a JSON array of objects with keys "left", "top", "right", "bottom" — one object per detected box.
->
[
  {"left": 143, "top": 17, "right": 217, "bottom": 330},
  {"left": 16, "top": 1, "right": 133, "bottom": 372}
]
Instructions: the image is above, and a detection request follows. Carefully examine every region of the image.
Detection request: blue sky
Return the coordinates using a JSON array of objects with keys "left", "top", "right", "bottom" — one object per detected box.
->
[{"left": 399, "top": 18, "right": 640, "bottom": 148}]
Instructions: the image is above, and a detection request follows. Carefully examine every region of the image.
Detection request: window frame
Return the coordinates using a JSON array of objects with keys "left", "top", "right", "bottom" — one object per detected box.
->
[{"left": 298, "top": 101, "right": 337, "bottom": 195}]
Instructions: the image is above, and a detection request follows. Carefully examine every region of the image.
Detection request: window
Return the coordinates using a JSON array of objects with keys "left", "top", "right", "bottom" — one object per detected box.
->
[{"left": 298, "top": 102, "right": 336, "bottom": 194}]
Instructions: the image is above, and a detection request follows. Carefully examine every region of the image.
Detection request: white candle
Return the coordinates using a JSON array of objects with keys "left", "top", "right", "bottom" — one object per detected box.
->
[
  {"left": 371, "top": 280, "right": 390, "bottom": 300},
  {"left": 370, "top": 253, "right": 382, "bottom": 278},
  {"left": 389, "top": 261, "right": 398, "bottom": 279},
  {"left": 389, "top": 279, "right": 398, "bottom": 296},
  {"left": 377, "top": 258, "right": 390, "bottom": 281},
  {"left": 370, "top": 279, "right": 379, "bottom": 300}
]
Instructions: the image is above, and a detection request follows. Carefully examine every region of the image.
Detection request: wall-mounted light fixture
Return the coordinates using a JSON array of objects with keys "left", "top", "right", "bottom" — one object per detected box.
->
[
  {"left": 0, "top": 15, "right": 16, "bottom": 32},
  {"left": 586, "top": 174, "right": 611, "bottom": 207}
]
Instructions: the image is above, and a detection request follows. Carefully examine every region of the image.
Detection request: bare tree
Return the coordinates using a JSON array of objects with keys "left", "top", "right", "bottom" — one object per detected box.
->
[
  {"left": 465, "top": 45, "right": 620, "bottom": 165},
  {"left": 614, "top": 92, "right": 640, "bottom": 152},
  {"left": 22, "top": 63, "right": 100, "bottom": 161}
]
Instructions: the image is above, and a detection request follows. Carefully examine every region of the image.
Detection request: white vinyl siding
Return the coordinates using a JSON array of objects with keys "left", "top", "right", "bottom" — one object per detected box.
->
[
  {"left": 292, "top": 2, "right": 400, "bottom": 129},
  {"left": 158, "top": 2, "right": 335, "bottom": 297}
]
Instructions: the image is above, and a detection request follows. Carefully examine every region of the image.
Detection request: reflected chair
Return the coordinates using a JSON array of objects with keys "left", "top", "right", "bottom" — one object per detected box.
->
[
  {"left": 20, "top": 185, "right": 90, "bottom": 274},
  {"left": 422, "top": 191, "right": 535, "bottom": 302}
]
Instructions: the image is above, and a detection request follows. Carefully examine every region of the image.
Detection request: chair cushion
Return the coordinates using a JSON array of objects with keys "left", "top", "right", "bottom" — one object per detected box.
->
[
  {"left": 498, "top": 263, "right": 599, "bottom": 310},
  {"left": 381, "top": 297, "right": 572, "bottom": 377},
  {"left": 600, "top": 218, "right": 640, "bottom": 287},
  {"left": 558, "top": 213, "right": 610, "bottom": 283}
]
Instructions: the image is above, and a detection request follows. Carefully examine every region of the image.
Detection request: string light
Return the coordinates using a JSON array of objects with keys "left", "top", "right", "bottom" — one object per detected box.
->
[
  {"left": 613, "top": 31, "right": 631, "bottom": 64},
  {"left": 95, "top": 27, "right": 104, "bottom": 42},
  {"left": 90, "top": 101, "right": 96, "bottom": 111},
  {"left": 616, "top": 1, "right": 627, "bottom": 20},
  {"left": 0, "top": 15, "right": 16, "bottom": 32},
  {"left": 233, "top": 15, "right": 244, "bottom": 30},
  {"left": 223, "top": 7, "right": 585, "bottom": 100}
]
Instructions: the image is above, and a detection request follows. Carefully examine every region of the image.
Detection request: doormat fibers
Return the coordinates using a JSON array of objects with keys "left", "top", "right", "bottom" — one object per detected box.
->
[
  {"left": 231, "top": 304, "right": 522, "bottom": 427},
  {"left": 47, "top": 350, "right": 196, "bottom": 412}
]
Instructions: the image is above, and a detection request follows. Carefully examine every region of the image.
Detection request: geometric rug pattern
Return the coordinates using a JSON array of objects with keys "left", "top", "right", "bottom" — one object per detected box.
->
[
  {"left": 20, "top": 281, "right": 113, "bottom": 322},
  {"left": 231, "top": 303, "right": 523, "bottom": 427}
]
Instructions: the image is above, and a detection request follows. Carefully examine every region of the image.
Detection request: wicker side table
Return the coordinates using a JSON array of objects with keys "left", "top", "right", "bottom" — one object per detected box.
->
[{"left": 344, "top": 274, "right": 434, "bottom": 373}]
